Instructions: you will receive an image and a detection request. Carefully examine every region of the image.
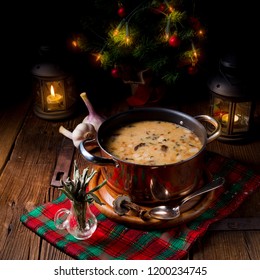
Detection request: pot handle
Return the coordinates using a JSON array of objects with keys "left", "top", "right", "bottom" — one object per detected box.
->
[
  {"left": 194, "top": 115, "right": 221, "bottom": 144},
  {"left": 79, "top": 139, "right": 118, "bottom": 166}
]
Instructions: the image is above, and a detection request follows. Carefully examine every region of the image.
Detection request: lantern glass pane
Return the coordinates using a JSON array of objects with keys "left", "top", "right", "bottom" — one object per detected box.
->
[
  {"left": 212, "top": 96, "right": 229, "bottom": 121},
  {"left": 233, "top": 102, "right": 251, "bottom": 133},
  {"left": 212, "top": 96, "right": 252, "bottom": 136},
  {"left": 64, "top": 76, "right": 76, "bottom": 108}
]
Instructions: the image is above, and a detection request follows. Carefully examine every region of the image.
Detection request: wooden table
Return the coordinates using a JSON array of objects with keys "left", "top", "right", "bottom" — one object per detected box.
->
[{"left": 1, "top": 94, "right": 260, "bottom": 260}]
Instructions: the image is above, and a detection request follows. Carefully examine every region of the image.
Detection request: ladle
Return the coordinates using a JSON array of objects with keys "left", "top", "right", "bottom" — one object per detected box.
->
[{"left": 146, "top": 177, "right": 225, "bottom": 220}]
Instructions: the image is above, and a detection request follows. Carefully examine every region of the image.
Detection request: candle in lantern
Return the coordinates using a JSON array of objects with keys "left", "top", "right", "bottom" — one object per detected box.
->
[
  {"left": 221, "top": 113, "right": 239, "bottom": 124},
  {"left": 47, "top": 85, "right": 63, "bottom": 105}
]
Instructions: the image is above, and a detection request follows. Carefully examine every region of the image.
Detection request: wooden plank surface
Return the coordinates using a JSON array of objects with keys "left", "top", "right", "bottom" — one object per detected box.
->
[
  {"left": 0, "top": 96, "right": 259, "bottom": 260},
  {"left": 191, "top": 231, "right": 260, "bottom": 260},
  {"left": 0, "top": 105, "right": 82, "bottom": 260},
  {"left": 0, "top": 98, "right": 32, "bottom": 174}
]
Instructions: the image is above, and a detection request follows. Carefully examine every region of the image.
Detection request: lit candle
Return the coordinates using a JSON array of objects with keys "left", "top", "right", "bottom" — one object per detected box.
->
[
  {"left": 46, "top": 85, "right": 63, "bottom": 111},
  {"left": 221, "top": 113, "right": 239, "bottom": 124},
  {"left": 47, "top": 85, "right": 63, "bottom": 105}
]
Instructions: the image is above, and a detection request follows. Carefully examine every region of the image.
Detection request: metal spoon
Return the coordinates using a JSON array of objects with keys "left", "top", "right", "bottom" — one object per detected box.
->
[{"left": 146, "top": 177, "right": 225, "bottom": 220}]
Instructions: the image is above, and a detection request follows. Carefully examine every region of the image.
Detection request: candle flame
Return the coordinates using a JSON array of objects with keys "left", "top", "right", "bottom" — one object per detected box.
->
[
  {"left": 50, "top": 85, "right": 55, "bottom": 97},
  {"left": 222, "top": 114, "right": 239, "bottom": 123}
]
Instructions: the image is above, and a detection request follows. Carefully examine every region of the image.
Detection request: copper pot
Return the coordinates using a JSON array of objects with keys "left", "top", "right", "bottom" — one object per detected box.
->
[{"left": 79, "top": 107, "right": 221, "bottom": 205}]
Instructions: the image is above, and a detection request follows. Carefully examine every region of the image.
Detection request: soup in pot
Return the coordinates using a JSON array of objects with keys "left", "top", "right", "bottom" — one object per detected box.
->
[{"left": 103, "top": 120, "right": 203, "bottom": 165}]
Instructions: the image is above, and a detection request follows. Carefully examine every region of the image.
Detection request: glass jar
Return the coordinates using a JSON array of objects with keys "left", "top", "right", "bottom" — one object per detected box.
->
[{"left": 54, "top": 200, "right": 97, "bottom": 240}]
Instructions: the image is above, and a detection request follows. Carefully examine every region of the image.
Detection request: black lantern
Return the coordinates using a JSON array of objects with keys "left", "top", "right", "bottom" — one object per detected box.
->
[
  {"left": 32, "top": 47, "right": 77, "bottom": 120},
  {"left": 208, "top": 53, "right": 255, "bottom": 142}
]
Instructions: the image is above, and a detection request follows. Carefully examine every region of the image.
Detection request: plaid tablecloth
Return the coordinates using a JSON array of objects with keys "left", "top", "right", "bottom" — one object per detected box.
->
[{"left": 20, "top": 151, "right": 260, "bottom": 260}]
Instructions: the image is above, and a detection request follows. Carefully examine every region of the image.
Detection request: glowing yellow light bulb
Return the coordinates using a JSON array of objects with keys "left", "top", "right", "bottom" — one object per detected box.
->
[
  {"left": 113, "top": 28, "right": 119, "bottom": 36},
  {"left": 95, "top": 53, "right": 102, "bottom": 61},
  {"left": 197, "top": 29, "right": 205, "bottom": 37},
  {"left": 125, "top": 36, "right": 130, "bottom": 45},
  {"left": 168, "top": 6, "right": 174, "bottom": 12}
]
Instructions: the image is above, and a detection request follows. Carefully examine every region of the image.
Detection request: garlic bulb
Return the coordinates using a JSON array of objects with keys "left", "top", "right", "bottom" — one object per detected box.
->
[
  {"left": 59, "top": 123, "right": 96, "bottom": 149},
  {"left": 58, "top": 92, "right": 105, "bottom": 149},
  {"left": 80, "top": 92, "right": 106, "bottom": 131}
]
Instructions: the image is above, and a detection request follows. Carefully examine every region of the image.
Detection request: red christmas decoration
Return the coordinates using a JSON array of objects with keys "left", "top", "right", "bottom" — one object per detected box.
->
[
  {"left": 189, "top": 16, "right": 201, "bottom": 31},
  {"left": 117, "top": 6, "right": 126, "bottom": 17},
  {"left": 126, "top": 84, "right": 151, "bottom": 107},
  {"left": 111, "top": 67, "right": 121, "bottom": 78},
  {"left": 126, "top": 83, "right": 166, "bottom": 107},
  {"left": 168, "top": 34, "right": 180, "bottom": 47},
  {"left": 157, "top": 3, "right": 166, "bottom": 13},
  {"left": 187, "top": 65, "right": 198, "bottom": 75},
  {"left": 151, "top": 3, "right": 167, "bottom": 14}
]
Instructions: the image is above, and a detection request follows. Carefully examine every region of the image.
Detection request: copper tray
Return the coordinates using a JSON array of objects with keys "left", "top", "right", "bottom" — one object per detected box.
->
[{"left": 89, "top": 167, "right": 218, "bottom": 230}]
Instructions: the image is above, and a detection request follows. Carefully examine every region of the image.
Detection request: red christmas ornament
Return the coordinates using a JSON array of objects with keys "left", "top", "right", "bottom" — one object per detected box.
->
[
  {"left": 126, "top": 84, "right": 151, "bottom": 107},
  {"left": 117, "top": 6, "right": 126, "bottom": 17},
  {"left": 111, "top": 67, "right": 121, "bottom": 78},
  {"left": 157, "top": 3, "right": 166, "bottom": 13},
  {"left": 151, "top": 3, "right": 166, "bottom": 14},
  {"left": 187, "top": 65, "right": 198, "bottom": 75},
  {"left": 168, "top": 34, "right": 180, "bottom": 47},
  {"left": 189, "top": 16, "right": 201, "bottom": 31}
]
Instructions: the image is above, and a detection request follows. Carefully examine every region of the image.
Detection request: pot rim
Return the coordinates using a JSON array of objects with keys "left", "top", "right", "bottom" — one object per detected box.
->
[{"left": 97, "top": 107, "right": 208, "bottom": 167}]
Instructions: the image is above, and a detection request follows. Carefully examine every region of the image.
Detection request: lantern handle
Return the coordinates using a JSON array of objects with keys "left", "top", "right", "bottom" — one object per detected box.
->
[
  {"left": 194, "top": 115, "right": 222, "bottom": 144},
  {"left": 218, "top": 61, "right": 232, "bottom": 85}
]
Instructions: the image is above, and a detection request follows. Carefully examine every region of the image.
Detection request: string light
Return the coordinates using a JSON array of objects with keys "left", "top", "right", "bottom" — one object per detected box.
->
[
  {"left": 112, "top": 19, "right": 130, "bottom": 45},
  {"left": 165, "top": 15, "right": 171, "bottom": 40},
  {"left": 113, "top": 28, "right": 119, "bottom": 36},
  {"left": 81, "top": 1, "right": 205, "bottom": 83},
  {"left": 197, "top": 29, "right": 204, "bottom": 38},
  {"left": 168, "top": 6, "right": 174, "bottom": 13},
  {"left": 164, "top": 0, "right": 173, "bottom": 13},
  {"left": 95, "top": 53, "right": 102, "bottom": 61},
  {"left": 191, "top": 42, "right": 199, "bottom": 65},
  {"left": 112, "top": 2, "right": 182, "bottom": 46},
  {"left": 113, "top": 20, "right": 125, "bottom": 36},
  {"left": 72, "top": 40, "right": 77, "bottom": 48},
  {"left": 125, "top": 22, "right": 130, "bottom": 44}
]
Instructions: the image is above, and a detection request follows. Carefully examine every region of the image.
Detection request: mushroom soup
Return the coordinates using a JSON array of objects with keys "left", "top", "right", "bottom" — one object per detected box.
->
[{"left": 103, "top": 120, "right": 203, "bottom": 165}]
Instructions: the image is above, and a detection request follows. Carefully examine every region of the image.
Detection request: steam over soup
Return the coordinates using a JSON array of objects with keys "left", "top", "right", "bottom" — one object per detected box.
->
[{"left": 103, "top": 120, "right": 203, "bottom": 165}]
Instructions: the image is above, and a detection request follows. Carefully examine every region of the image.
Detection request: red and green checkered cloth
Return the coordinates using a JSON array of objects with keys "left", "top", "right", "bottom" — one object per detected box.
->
[{"left": 20, "top": 151, "right": 260, "bottom": 260}]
